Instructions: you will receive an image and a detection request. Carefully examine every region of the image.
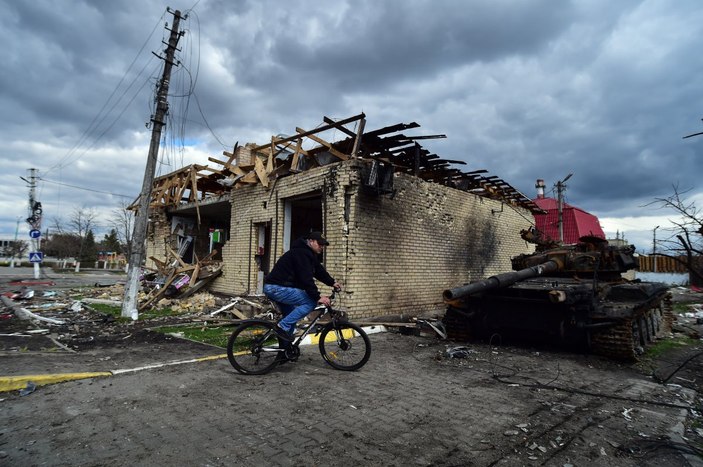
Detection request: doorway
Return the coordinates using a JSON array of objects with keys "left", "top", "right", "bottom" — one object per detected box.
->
[{"left": 283, "top": 193, "right": 323, "bottom": 251}]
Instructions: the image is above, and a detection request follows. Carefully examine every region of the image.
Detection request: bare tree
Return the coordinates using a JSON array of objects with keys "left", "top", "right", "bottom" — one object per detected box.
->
[
  {"left": 3, "top": 240, "right": 29, "bottom": 259},
  {"left": 49, "top": 216, "right": 65, "bottom": 235},
  {"left": 110, "top": 200, "right": 135, "bottom": 257},
  {"left": 648, "top": 185, "right": 703, "bottom": 283},
  {"left": 69, "top": 206, "right": 99, "bottom": 239}
]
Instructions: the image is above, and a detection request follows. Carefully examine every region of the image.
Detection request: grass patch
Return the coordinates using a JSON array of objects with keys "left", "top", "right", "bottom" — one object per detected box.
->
[
  {"left": 644, "top": 336, "right": 699, "bottom": 359},
  {"left": 85, "top": 302, "right": 179, "bottom": 321},
  {"left": 672, "top": 302, "right": 700, "bottom": 314},
  {"left": 154, "top": 325, "right": 232, "bottom": 348},
  {"left": 89, "top": 302, "right": 122, "bottom": 316}
]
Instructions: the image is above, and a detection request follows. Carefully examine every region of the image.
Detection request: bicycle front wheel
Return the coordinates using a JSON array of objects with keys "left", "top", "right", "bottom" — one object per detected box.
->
[
  {"left": 318, "top": 321, "right": 371, "bottom": 371},
  {"left": 227, "top": 321, "right": 283, "bottom": 375}
]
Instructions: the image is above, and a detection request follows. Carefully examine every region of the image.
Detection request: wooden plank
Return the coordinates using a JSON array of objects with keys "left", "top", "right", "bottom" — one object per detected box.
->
[
  {"left": 300, "top": 129, "right": 348, "bottom": 161},
  {"left": 254, "top": 156, "right": 269, "bottom": 187},
  {"left": 351, "top": 117, "right": 365, "bottom": 158},
  {"left": 266, "top": 152, "right": 274, "bottom": 174},
  {"left": 209, "top": 156, "right": 229, "bottom": 166},
  {"left": 178, "top": 269, "right": 223, "bottom": 299},
  {"left": 167, "top": 245, "right": 188, "bottom": 268},
  {"left": 139, "top": 272, "right": 176, "bottom": 311},
  {"left": 190, "top": 263, "right": 201, "bottom": 285},
  {"left": 229, "top": 165, "right": 245, "bottom": 176},
  {"left": 200, "top": 249, "right": 218, "bottom": 262},
  {"left": 252, "top": 113, "right": 365, "bottom": 151},
  {"left": 148, "top": 256, "right": 169, "bottom": 275},
  {"left": 190, "top": 167, "right": 202, "bottom": 224},
  {"left": 323, "top": 116, "right": 357, "bottom": 138},
  {"left": 290, "top": 138, "right": 303, "bottom": 172},
  {"left": 237, "top": 170, "right": 258, "bottom": 185}
]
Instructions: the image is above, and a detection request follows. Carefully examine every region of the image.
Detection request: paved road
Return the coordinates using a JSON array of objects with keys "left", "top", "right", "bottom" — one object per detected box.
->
[{"left": 1, "top": 332, "right": 700, "bottom": 466}]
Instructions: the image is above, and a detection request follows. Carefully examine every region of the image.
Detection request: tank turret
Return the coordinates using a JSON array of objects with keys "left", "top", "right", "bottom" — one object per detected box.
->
[{"left": 442, "top": 237, "right": 672, "bottom": 360}]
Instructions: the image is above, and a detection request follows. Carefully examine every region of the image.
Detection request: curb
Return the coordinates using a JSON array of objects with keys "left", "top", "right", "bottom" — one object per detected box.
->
[
  {"left": 0, "top": 354, "right": 228, "bottom": 393},
  {"left": 0, "top": 326, "right": 386, "bottom": 392},
  {"left": 0, "top": 372, "right": 113, "bottom": 392}
]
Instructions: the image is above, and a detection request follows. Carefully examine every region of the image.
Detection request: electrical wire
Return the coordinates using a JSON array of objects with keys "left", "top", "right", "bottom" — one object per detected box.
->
[
  {"left": 46, "top": 10, "right": 167, "bottom": 176},
  {"left": 39, "top": 178, "right": 133, "bottom": 199}
]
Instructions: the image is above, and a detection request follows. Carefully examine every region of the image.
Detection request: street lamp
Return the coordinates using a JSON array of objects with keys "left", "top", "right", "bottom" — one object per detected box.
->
[
  {"left": 556, "top": 173, "right": 573, "bottom": 243},
  {"left": 653, "top": 225, "right": 660, "bottom": 273}
]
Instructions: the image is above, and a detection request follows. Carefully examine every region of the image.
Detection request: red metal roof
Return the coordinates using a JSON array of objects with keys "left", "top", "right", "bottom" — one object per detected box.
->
[{"left": 532, "top": 197, "right": 605, "bottom": 244}]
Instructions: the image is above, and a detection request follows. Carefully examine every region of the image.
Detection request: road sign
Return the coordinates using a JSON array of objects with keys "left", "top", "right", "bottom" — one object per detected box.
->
[
  {"left": 29, "top": 252, "right": 43, "bottom": 263},
  {"left": 29, "top": 229, "right": 41, "bottom": 239}
]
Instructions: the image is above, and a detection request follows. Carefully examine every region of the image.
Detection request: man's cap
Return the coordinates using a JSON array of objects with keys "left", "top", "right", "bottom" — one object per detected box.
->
[{"left": 306, "top": 231, "right": 330, "bottom": 246}]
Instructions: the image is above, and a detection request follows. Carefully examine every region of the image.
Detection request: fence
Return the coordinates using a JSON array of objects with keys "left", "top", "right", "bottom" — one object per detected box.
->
[{"left": 637, "top": 255, "right": 693, "bottom": 273}]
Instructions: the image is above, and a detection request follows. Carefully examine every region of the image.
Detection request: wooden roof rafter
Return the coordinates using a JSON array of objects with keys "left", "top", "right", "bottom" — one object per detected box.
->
[{"left": 145, "top": 113, "right": 542, "bottom": 215}]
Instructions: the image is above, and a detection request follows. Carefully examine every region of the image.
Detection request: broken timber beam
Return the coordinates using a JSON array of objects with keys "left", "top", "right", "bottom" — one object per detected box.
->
[{"left": 251, "top": 113, "right": 365, "bottom": 152}]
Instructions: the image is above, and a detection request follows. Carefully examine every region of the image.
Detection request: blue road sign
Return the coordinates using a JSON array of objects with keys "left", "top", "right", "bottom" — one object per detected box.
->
[
  {"left": 29, "top": 252, "right": 43, "bottom": 263},
  {"left": 29, "top": 229, "right": 41, "bottom": 239}
]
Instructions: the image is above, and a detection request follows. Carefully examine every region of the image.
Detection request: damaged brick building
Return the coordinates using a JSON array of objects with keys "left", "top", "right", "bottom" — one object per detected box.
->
[{"left": 143, "top": 113, "right": 541, "bottom": 318}]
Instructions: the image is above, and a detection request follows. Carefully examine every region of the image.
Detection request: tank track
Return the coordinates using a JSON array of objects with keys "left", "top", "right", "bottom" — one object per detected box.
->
[{"left": 589, "top": 292, "right": 673, "bottom": 360}]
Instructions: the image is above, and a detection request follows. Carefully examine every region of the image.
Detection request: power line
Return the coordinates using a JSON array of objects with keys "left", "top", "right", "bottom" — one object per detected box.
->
[
  {"left": 46, "top": 10, "right": 167, "bottom": 176},
  {"left": 39, "top": 178, "right": 133, "bottom": 199}
]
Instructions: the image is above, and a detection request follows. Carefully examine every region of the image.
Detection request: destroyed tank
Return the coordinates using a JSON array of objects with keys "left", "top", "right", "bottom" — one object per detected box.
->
[{"left": 442, "top": 235, "right": 672, "bottom": 360}]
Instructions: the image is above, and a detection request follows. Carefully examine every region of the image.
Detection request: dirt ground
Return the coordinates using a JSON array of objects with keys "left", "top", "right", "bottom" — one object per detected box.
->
[{"left": 1, "top": 267, "right": 702, "bottom": 466}]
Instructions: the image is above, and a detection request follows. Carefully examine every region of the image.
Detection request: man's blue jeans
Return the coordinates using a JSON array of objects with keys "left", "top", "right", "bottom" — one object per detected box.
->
[{"left": 263, "top": 284, "right": 317, "bottom": 334}]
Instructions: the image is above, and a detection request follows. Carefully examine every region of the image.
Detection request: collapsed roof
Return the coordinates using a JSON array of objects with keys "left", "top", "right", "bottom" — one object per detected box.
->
[{"left": 140, "top": 113, "right": 541, "bottom": 221}]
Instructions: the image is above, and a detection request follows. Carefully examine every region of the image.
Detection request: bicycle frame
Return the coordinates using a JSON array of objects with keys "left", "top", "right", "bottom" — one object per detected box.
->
[{"left": 259, "top": 302, "right": 339, "bottom": 354}]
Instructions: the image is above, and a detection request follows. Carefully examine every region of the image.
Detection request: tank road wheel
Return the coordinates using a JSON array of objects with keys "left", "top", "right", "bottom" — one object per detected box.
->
[
  {"left": 639, "top": 316, "right": 652, "bottom": 345},
  {"left": 632, "top": 319, "right": 644, "bottom": 356}
]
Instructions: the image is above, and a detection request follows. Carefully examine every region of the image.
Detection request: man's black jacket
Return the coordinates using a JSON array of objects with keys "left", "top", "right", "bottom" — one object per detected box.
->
[{"left": 264, "top": 237, "right": 335, "bottom": 301}]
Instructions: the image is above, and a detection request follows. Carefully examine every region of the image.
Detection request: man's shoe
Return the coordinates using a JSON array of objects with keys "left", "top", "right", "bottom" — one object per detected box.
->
[{"left": 275, "top": 325, "right": 293, "bottom": 342}]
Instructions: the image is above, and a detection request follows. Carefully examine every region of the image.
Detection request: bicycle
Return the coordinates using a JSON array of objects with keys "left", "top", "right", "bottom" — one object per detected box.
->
[{"left": 226, "top": 290, "right": 371, "bottom": 375}]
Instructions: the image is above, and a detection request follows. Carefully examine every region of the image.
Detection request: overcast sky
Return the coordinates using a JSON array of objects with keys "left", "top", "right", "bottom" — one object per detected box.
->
[{"left": 1, "top": 0, "right": 702, "bottom": 254}]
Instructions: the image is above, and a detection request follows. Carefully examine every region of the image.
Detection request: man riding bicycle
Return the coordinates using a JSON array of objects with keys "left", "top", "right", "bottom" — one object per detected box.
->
[{"left": 263, "top": 231, "right": 341, "bottom": 342}]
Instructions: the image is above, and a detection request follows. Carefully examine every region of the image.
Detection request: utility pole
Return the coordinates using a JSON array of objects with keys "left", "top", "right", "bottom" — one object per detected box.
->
[
  {"left": 653, "top": 225, "right": 660, "bottom": 273},
  {"left": 122, "top": 8, "right": 185, "bottom": 319},
  {"left": 10, "top": 216, "right": 21, "bottom": 268},
  {"left": 556, "top": 173, "right": 573, "bottom": 243},
  {"left": 21, "top": 168, "right": 43, "bottom": 279}
]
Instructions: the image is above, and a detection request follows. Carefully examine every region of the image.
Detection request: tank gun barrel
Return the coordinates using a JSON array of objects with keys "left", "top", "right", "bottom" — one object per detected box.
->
[{"left": 443, "top": 259, "right": 561, "bottom": 301}]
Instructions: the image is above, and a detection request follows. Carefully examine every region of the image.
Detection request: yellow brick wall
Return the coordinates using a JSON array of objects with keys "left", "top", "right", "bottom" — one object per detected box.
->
[
  {"left": 340, "top": 167, "right": 534, "bottom": 318},
  {"left": 210, "top": 159, "right": 535, "bottom": 319}
]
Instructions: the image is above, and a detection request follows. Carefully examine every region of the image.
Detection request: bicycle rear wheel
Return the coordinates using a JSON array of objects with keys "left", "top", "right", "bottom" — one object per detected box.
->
[
  {"left": 318, "top": 321, "right": 371, "bottom": 371},
  {"left": 227, "top": 321, "right": 283, "bottom": 375}
]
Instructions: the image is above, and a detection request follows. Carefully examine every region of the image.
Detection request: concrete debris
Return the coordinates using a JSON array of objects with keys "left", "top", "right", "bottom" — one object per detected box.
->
[
  {"left": 19, "top": 381, "right": 36, "bottom": 397},
  {"left": 622, "top": 408, "right": 634, "bottom": 421},
  {"left": 444, "top": 346, "right": 476, "bottom": 358}
]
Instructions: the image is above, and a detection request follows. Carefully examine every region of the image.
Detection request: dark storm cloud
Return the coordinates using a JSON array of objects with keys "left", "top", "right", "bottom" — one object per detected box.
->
[
  {"left": 269, "top": 0, "right": 575, "bottom": 88},
  {"left": 0, "top": 0, "right": 702, "bottom": 253}
]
